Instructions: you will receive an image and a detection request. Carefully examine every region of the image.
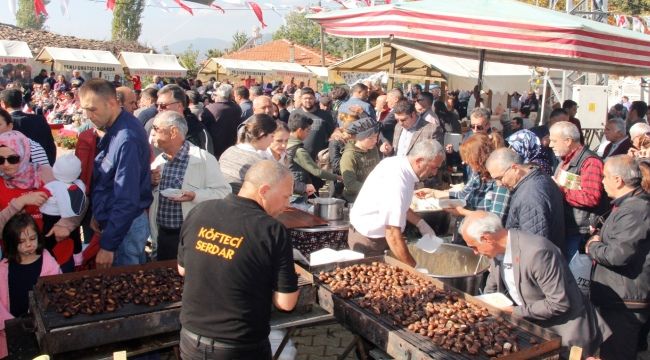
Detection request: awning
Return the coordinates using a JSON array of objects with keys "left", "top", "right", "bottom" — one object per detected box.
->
[
  {"left": 305, "top": 65, "right": 329, "bottom": 80},
  {"left": 200, "top": 58, "right": 272, "bottom": 77},
  {"left": 199, "top": 58, "right": 315, "bottom": 78},
  {"left": 35, "top": 47, "right": 121, "bottom": 74},
  {"left": 118, "top": 52, "right": 187, "bottom": 78},
  {"left": 309, "top": 0, "right": 650, "bottom": 76},
  {"left": 0, "top": 40, "right": 33, "bottom": 65}
]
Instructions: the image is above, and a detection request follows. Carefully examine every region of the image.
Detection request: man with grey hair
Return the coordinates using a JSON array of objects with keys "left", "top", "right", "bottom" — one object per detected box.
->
[
  {"left": 486, "top": 148, "right": 566, "bottom": 254},
  {"left": 156, "top": 84, "right": 213, "bottom": 155},
  {"left": 349, "top": 139, "right": 445, "bottom": 266},
  {"left": 380, "top": 88, "right": 404, "bottom": 142},
  {"left": 602, "top": 118, "right": 631, "bottom": 159},
  {"left": 461, "top": 211, "right": 607, "bottom": 357},
  {"left": 628, "top": 122, "right": 650, "bottom": 158},
  {"left": 586, "top": 155, "right": 650, "bottom": 359},
  {"left": 149, "top": 111, "right": 231, "bottom": 261},
  {"left": 549, "top": 121, "right": 608, "bottom": 259},
  {"left": 177, "top": 160, "right": 298, "bottom": 359},
  {"left": 206, "top": 84, "right": 242, "bottom": 158},
  {"left": 252, "top": 95, "right": 273, "bottom": 116},
  {"left": 249, "top": 85, "right": 263, "bottom": 101}
]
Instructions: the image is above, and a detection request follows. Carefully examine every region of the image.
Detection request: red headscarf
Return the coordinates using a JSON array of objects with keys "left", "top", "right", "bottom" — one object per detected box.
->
[{"left": 0, "top": 130, "right": 41, "bottom": 189}]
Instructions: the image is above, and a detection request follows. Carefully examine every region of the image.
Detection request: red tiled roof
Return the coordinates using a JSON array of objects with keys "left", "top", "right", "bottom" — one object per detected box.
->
[{"left": 223, "top": 39, "right": 339, "bottom": 66}]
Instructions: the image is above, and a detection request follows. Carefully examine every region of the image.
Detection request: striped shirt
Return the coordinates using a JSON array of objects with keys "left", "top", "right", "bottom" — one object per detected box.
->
[{"left": 29, "top": 139, "right": 50, "bottom": 166}]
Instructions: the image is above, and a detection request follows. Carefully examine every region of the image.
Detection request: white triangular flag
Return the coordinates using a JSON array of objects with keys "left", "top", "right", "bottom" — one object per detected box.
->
[
  {"left": 155, "top": 0, "right": 170, "bottom": 12},
  {"left": 60, "top": 0, "right": 69, "bottom": 17},
  {"left": 8, "top": 0, "right": 16, "bottom": 15}
]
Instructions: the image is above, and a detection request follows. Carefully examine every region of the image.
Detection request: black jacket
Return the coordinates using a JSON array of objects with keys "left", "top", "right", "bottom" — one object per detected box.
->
[
  {"left": 292, "top": 108, "right": 335, "bottom": 160},
  {"left": 184, "top": 110, "right": 213, "bottom": 155},
  {"left": 10, "top": 110, "right": 56, "bottom": 165},
  {"left": 506, "top": 167, "right": 566, "bottom": 255},
  {"left": 205, "top": 100, "right": 242, "bottom": 159},
  {"left": 589, "top": 188, "right": 650, "bottom": 309}
]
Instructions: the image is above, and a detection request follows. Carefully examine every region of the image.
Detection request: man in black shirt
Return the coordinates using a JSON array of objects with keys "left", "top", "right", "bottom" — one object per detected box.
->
[{"left": 178, "top": 160, "right": 298, "bottom": 360}]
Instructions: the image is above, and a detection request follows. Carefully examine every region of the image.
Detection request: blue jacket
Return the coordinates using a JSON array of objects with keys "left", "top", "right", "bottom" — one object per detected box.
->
[
  {"left": 337, "top": 97, "right": 376, "bottom": 120},
  {"left": 505, "top": 167, "right": 566, "bottom": 255},
  {"left": 93, "top": 110, "right": 153, "bottom": 251}
]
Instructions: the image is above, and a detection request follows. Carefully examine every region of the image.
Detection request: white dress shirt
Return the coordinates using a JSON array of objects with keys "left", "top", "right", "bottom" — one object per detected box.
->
[
  {"left": 396, "top": 128, "right": 414, "bottom": 156},
  {"left": 350, "top": 156, "right": 418, "bottom": 238},
  {"left": 501, "top": 231, "right": 524, "bottom": 306}
]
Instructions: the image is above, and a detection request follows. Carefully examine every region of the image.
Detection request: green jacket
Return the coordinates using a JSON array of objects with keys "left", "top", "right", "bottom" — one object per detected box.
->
[
  {"left": 340, "top": 141, "right": 381, "bottom": 202},
  {"left": 286, "top": 137, "right": 338, "bottom": 193}
]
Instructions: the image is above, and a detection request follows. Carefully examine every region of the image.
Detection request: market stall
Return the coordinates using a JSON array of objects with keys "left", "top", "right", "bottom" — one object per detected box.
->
[
  {"left": 34, "top": 47, "right": 122, "bottom": 82},
  {"left": 198, "top": 57, "right": 318, "bottom": 85},
  {"left": 118, "top": 52, "right": 187, "bottom": 78},
  {"left": 0, "top": 40, "right": 34, "bottom": 78}
]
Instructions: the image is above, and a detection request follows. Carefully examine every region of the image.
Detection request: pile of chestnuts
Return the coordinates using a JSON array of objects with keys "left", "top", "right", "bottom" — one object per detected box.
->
[
  {"left": 43, "top": 267, "right": 183, "bottom": 318},
  {"left": 318, "top": 262, "right": 534, "bottom": 358}
]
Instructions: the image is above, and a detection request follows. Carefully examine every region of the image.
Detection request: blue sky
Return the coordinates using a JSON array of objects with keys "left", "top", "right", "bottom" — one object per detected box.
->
[{"left": 0, "top": 0, "right": 307, "bottom": 50}]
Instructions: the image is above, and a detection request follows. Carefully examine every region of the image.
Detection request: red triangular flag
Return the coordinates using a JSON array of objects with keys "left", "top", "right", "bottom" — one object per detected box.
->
[
  {"left": 106, "top": 0, "right": 115, "bottom": 10},
  {"left": 247, "top": 1, "right": 266, "bottom": 28},
  {"left": 210, "top": 4, "right": 225, "bottom": 13},
  {"left": 174, "top": 0, "right": 193, "bottom": 14},
  {"left": 34, "top": 0, "right": 47, "bottom": 16}
]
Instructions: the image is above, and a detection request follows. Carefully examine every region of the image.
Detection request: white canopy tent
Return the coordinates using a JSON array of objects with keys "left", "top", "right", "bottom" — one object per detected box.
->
[
  {"left": 118, "top": 52, "right": 187, "bottom": 78},
  {"left": 35, "top": 47, "right": 122, "bottom": 81},
  {"left": 0, "top": 40, "right": 33, "bottom": 66},
  {"left": 304, "top": 65, "right": 330, "bottom": 80},
  {"left": 199, "top": 58, "right": 273, "bottom": 78},
  {"left": 329, "top": 43, "right": 536, "bottom": 93}
]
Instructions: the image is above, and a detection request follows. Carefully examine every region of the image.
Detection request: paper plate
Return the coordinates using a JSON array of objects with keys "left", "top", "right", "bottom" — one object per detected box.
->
[{"left": 160, "top": 188, "right": 183, "bottom": 198}]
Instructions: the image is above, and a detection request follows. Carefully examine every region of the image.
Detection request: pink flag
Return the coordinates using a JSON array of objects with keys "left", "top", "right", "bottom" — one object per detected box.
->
[
  {"left": 106, "top": 0, "right": 115, "bottom": 10},
  {"left": 247, "top": 1, "right": 266, "bottom": 28},
  {"left": 174, "top": 0, "right": 193, "bottom": 14},
  {"left": 34, "top": 0, "right": 47, "bottom": 16}
]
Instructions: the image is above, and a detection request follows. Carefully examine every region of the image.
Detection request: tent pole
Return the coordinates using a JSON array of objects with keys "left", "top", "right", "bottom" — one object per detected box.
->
[
  {"left": 424, "top": 67, "right": 432, "bottom": 91},
  {"left": 539, "top": 69, "right": 550, "bottom": 126},
  {"left": 387, "top": 47, "right": 397, "bottom": 90},
  {"left": 477, "top": 50, "right": 486, "bottom": 92}
]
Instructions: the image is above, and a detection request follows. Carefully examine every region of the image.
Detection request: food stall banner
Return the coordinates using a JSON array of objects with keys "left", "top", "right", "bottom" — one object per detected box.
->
[
  {"left": 0, "top": 40, "right": 32, "bottom": 65},
  {"left": 35, "top": 47, "right": 122, "bottom": 81},
  {"left": 199, "top": 58, "right": 273, "bottom": 77},
  {"left": 257, "top": 60, "right": 312, "bottom": 78},
  {"left": 309, "top": 0, "right": 650, "bottom": 76},
  {"left": 118, "top": 52, "right": 187, "bottom": 78}
]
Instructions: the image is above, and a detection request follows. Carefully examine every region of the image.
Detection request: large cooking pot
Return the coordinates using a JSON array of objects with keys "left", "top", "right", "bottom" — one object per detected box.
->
[
  {"left": 312, "top": 197, "right": 345, "bottom": 221},
  {"left": 407, "top": 243, "right": 490, "bottom": 295}
]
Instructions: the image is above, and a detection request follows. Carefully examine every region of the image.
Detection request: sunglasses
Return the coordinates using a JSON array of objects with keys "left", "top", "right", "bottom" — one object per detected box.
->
[
  {"left": 470, "top": 124, "right": 484, "bottom": 131},
  {"left": 156, "top": 101, "right": 180, "bottom": 110},
  {"left": 0, "top": 155, "right": 20, "bottom": 165}
]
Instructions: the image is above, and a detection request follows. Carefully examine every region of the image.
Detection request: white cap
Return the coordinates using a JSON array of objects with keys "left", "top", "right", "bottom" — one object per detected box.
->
[{"left": 53, "top": 154, "right": 82, "bottom": 184}]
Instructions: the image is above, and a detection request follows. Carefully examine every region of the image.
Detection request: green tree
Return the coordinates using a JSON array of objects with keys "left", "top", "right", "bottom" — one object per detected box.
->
[
  {"left": 276, "top": 11, "right": 379, "bottom": 60},
  {"left": 205, "top": 48, "right": 225, "bottom": 59},
  {"left": 111, "top": 0, "right": 145, "bottom": 41},
  {"left": 231, "top": 31, "right": 249, "bottom": 51},
  {"left": 16, "top": 0, "right": 48, "bottom": 30},
  {"left": 607, "top": 0, "right": 650, "bottom": 14},
  {"left": 177, "top": 45, "right": 200, "bottom": 78}
]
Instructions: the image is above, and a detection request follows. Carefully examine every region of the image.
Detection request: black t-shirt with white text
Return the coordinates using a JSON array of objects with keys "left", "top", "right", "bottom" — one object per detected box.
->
[{"left": 178, "top": 194, "right": 297, "bottom": 343}]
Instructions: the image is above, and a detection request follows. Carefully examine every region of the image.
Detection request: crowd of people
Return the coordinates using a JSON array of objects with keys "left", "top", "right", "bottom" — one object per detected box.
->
[{"left": 0, "top": 64, "right": 648, "bottom": 360}]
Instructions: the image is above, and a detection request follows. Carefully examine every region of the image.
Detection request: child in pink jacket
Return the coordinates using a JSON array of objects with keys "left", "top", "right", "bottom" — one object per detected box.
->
[{"left": 0, "top": 213, "right": 60, "bottom": 358}]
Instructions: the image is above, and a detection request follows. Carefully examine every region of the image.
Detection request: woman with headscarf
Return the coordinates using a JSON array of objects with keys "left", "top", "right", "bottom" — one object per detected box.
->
[
  {"left": 0, "top": 131, "right": 83, "bottom": 258},
  {"left": 340, "top": 117, "right": 381, "bottom": 203},
  {"left": 512, "top": 128, "right": 555, "bottom": 176}
]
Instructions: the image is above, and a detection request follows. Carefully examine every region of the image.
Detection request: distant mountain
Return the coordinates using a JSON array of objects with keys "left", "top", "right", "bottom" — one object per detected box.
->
[{"left": 164, "top": 38, "right": 230, "bottom": 57}]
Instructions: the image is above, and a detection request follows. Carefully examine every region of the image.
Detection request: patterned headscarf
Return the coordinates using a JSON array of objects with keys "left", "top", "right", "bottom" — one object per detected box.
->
[
  {"left": 507, "top": 129, "right": 543, "bottom": 164},
  {"left": 0, "top": 130, "right": 40, "bottom": 189}
]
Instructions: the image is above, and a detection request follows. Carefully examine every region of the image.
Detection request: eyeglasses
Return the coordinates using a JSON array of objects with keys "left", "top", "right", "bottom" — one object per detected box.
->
[
  {"left": 0, "top": 155, "right": 21, "bottom": 165},
  {"left": 470, "top": 124, "right": 484, "bottom": 131},
  {"left": 492, "top": 167, "right": 512, "bottom": 182},
  {"left": 156, "top": 101, "right": 180, "bottom": 110}
]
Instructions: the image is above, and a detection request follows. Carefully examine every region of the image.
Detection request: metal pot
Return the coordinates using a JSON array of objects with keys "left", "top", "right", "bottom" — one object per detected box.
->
[
  {"left": 312, "top": 197, "right": 345, "bottom": 221},
  {"left": 408, "top": 243, "right": 490, "bottom": 295}
]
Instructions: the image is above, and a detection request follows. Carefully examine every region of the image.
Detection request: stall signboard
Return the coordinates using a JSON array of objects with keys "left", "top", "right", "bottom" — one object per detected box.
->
[
  {"left": 118, "top": 52, "right": 187, "bottom": 79},
  {"left": 126, "top": 69, "right": 185, "bottom": 78},
  {"left": 0, "top": 57, "right": 29, "bottom": 65}
]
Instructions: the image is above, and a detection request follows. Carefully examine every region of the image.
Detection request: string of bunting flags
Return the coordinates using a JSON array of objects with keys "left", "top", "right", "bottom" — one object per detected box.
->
[{"left": 8, "top": 0, "right": 392, "bottom": 30}]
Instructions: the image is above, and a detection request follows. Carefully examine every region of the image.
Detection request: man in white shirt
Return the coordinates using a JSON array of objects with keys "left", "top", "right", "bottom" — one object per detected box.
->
[
  {"left": 348, "top": 139, "right": 444, "bottom": 266},
  {"left": 460, "top": 211, "right": 609, "bottom": 357}
]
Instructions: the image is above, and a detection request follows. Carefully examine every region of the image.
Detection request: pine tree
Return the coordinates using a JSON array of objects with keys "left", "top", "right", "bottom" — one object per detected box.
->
[
  {"left": 111, "top": 0, "right": 145, "bottom": 41},
  {"left": 16, "top": 0, "right": 48, "bottom": 30}
]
